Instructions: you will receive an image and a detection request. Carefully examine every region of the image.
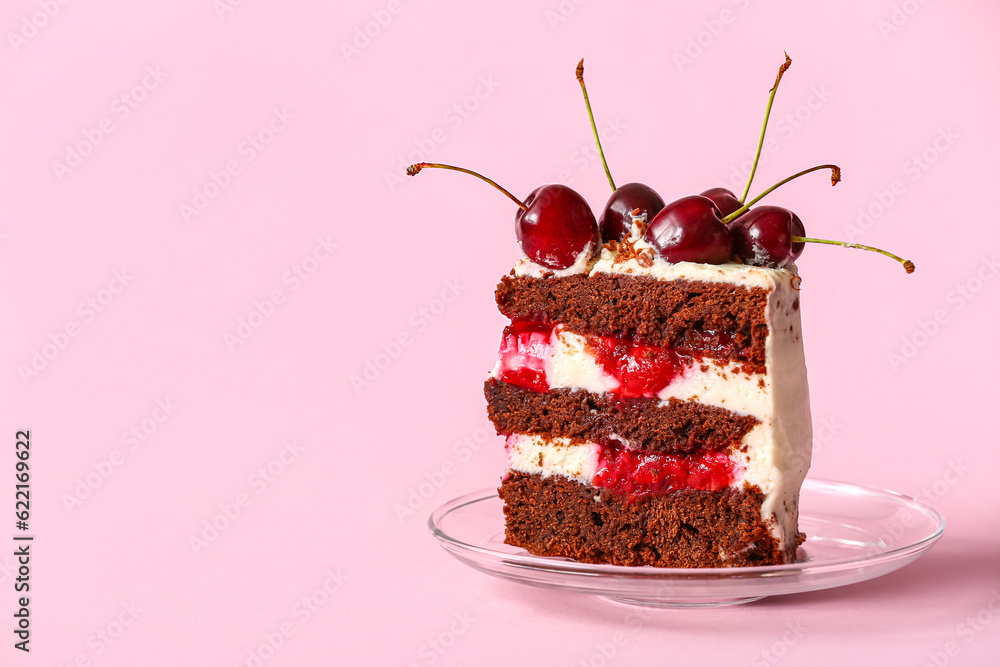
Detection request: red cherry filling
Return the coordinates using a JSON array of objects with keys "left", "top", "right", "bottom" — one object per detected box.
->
[
  {"left": 496, "top": 321, "right": 554, "bottom": 392},
  {"left": 588, "top": 336, "right": 682, "bottom": 398},
  {"left": 593, "top": 444, "right": 738, "bottom": 504}
]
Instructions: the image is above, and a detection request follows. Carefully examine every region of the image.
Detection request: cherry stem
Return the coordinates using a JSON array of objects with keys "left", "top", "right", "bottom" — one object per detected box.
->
[
  {"left": 740, "top": 52, "right": 792, "bottom": 204},
  {"left": 793, "top": 236, "right": 915, "bottom": 273},
  {"left": 722, "top": 164, "right": 840, "bottom": 223},
  {"left": 406, "top": 162, "right": 527, "bottom": 211},
  {"left": 576, "top": 58, "right": 616, "bottom": 191}
]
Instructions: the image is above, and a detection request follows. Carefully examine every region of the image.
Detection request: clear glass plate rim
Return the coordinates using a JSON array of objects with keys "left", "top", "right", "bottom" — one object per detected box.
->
[{"left": 428, "top": 477, "right": 946, "bottom": 578}]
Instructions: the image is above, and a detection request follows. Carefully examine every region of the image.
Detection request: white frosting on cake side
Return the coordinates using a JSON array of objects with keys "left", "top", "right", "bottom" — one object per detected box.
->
[{"left": 752, "top": 270, "right": 812, "bottom": 548}]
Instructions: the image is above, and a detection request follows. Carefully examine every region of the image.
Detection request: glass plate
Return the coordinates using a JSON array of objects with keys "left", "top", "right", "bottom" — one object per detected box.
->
[{"left": 428, "top": 478, "right": 945, "bottom": 607}]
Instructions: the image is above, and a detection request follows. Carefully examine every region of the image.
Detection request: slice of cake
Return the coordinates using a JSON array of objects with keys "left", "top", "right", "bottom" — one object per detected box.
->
[
  {"left": 407, "top": 56, "right": 912, "bottom": 570},
  {"left": 487, "top": 229, "right": 813, "bottom": 567}
]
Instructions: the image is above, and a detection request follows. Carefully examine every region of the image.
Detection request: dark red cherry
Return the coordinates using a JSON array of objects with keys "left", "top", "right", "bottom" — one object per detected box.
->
[
  {"left": 728, "top": 205, "right": 806, "bottom": 268},
  {"left": 405, "top": 163, "right": 600, "bottom": 270},
  {"left": 516, "top": 184, "right": 600, "bottom": 269},
  {"left": 699, "top": 187, "right": 744, "bottom": 218},
  {"left": 789, "top": 213, "right": 806, "bottom": 259},
  {"left": 643, "top": 195, "right": 732, "bottom": 264},
  {"left": 598, "top": 183, "right": 666, "bottom": 242}
]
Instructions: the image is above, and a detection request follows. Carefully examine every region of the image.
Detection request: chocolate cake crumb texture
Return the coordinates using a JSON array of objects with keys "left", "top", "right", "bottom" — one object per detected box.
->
[
  {"left": 496, "top": 273, "right": 770, "bottom": 372},
  {"left": 485, "top": 379, "right": 759, "bottom": 455},
  {"left": 500, "top": 472, "right": 795, "bottom": 567}
]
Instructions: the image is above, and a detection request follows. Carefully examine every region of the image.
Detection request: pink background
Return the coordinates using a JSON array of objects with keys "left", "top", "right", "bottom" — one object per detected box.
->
[{"left": 2, "top": 0, "right": 999, "bottom": 664}]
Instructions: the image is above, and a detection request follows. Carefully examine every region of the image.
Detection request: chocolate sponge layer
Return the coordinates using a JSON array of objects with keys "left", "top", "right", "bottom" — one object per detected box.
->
[
  {"left": 496, "top": 273, "right": 770, "bottom": 372},
  {"left": 500, "top": 472, "right": 796, "bottom": 568},
  {"left": 485, "top": 379, "right": 759, "bottom": 455}
]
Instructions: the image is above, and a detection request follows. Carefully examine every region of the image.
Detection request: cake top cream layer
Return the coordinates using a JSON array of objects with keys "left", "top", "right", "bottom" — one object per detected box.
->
[{"left": 512, "top": 219, "right": 798, "bottom": 289}]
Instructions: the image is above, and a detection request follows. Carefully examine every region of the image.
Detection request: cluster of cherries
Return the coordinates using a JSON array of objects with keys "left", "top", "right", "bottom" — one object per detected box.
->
[{"left": 408, "top": 55, "right": 915, "bottom": 274}]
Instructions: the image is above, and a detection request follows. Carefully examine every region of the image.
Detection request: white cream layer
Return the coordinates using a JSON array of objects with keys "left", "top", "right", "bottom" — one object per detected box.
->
[
  {"left": 506, "top": 434, "right": 599, "bottom": 485},
  {"left": 514, "top": 237, "right": 787, "bottom": 288}
]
